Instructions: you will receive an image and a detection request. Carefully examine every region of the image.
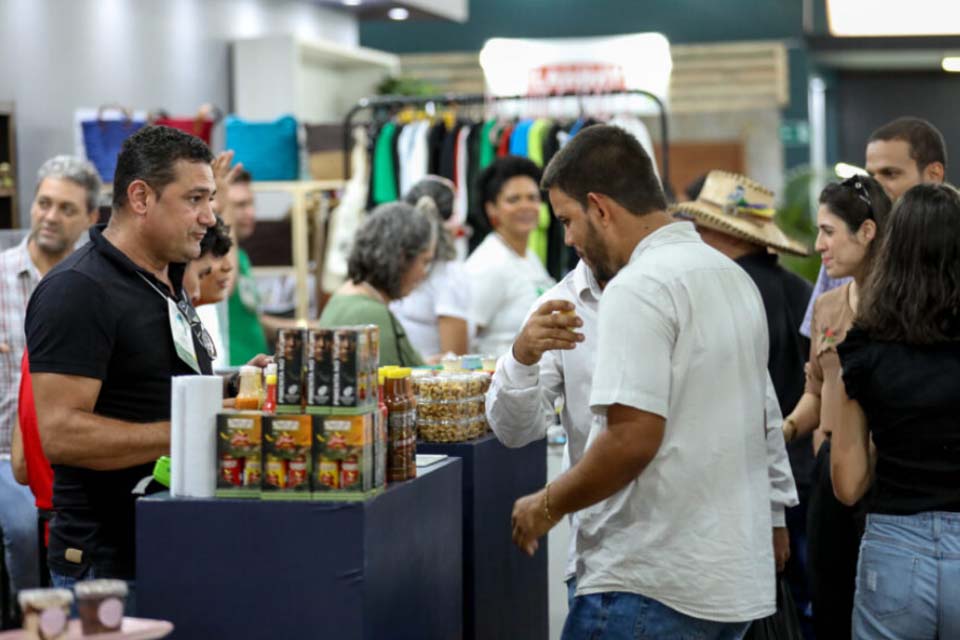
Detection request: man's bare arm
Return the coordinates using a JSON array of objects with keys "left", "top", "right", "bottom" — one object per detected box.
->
[
  {"left": 33, "top": 372, "right": 169, "bottom": 470},
  {"left": 550, "top": 403, "right": 665, "bottom": 515},
  {"left": 511, "top": 403, "right": 664, "bottom": 555},
  {"left": 11, "top": 417, "right": 27, "bottom": 484}
]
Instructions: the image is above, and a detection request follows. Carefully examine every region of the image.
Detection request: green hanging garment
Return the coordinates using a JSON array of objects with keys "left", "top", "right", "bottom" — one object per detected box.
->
[
  {"left": 527, "top": 119, "right": 553, "bottom": 265},
  {"left": 372, "top": 121, "right": 400, "bottom": 204}
]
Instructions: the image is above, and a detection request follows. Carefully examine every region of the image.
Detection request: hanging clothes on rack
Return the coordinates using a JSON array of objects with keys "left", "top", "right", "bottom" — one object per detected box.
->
[
  {"left": 497, "top": 123, "right": 515, "bottom": 157},
  {"left": 439, "top": 120, "right": 463, "bottom": 182},
  {"left": 609, "top": 115, "right": 661, "bottom": 182},
  {"left": 542, "top": 121, "right": 567, "bottom": 278},
  {"left": 426, "top": 120, "right": 446, "bottom": 176},
  {"left": 371, "top": 121, "right": 400, "bottom": 205},
  {"left": 509, "top": 119, "right": 534, "bottom": 156},
  {"left": 346, "top": 89, "right": 673, "bottom": 281},
  {"left": 453, "top": 123, "right": 472, "bottom": 260},
  {"left": 397, "top": 119, "right": 429, "bottom": 196},
  {"left": 477, "top": 118, "right": 498, "bottom": 170},
  {"left": 324, "top": 127, "right": 370, "bottom": 294},
  {"left": 524, "top": 118, "right": 554, "bottom": 268}
]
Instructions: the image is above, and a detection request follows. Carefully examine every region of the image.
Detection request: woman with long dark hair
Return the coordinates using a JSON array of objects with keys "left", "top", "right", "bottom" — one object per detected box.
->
[
  {"left": 781, "top": 176, "right": 892, "bottom": 639},
  {"left": 830, "top": 183, "right": 960, "bottom": 638}
]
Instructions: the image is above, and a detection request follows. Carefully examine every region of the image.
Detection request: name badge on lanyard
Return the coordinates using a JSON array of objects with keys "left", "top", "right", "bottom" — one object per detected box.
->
[
  {"left": 138, "top": 272, "right": 203, "bottom": 374},
  {"left": 168, "top": 297, "right": 201, "bottom": 374}
]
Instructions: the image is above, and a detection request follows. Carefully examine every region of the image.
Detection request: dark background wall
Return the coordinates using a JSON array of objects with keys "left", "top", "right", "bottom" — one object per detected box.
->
[
  {"left": 360, "top": 0, "right": 803, "bottom": 51},
  {"left": 834, "top": 71, "right": 960, "bottom": 183}
]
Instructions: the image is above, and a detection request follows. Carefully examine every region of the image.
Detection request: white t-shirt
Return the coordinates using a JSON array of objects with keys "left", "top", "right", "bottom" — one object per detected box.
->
[
  {"left": 390, "top": 260, "right": 471, "bottom": 359},
  {"left": 578, "top": 221, "right": 775, "bottom": 622},
  {"left": 465, "top": 233, "right": 554, "bottom": 358}
]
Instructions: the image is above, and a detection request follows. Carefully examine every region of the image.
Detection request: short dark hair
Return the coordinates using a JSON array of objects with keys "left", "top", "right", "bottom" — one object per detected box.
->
[
  {"left": 857, "top": 183, "right": 960, "bottom": 343},
  {"left": 113, "top": 125, "right": 214, "bottom": 210},
  {"left": 477, "top": 155, "right": 542, "bottom": 207},
  {"left": 199, "top": 215, "right": 233, "bottom": 258},
  {"left": 868, "top": 117, "right": 947, "bottom": 172},
  {"left": 541, "top": 125, "right": 666, "bottom": 216},
  {"left": 819, "top": 176, "right": 892, "bottom": 270},
  {"left": 232, "top": 168, "right": 253, "bottom": 185},
  {"left": 347, "top": 201, "right": 436, "bottom": 299}
]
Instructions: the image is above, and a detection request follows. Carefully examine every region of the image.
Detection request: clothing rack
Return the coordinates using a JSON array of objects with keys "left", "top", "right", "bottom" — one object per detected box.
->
[{"left": 341, "top": 89, "right": 671, "bottom": 193}]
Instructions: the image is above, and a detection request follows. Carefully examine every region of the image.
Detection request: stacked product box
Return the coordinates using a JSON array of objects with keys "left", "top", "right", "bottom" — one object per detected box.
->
[
  {"left": 213, "top": 326, "right": 386, "bottom": 501},
  {"left": 306, "top": 325, "right": 384, "bottom": 500},
  {"left": 215, "top": 412, "right": 263, "bottom": 498},
  {"left": 275, "top": 328, "right": 306, "bottom": 414},
  {"left": 262, "top": 414, "right": 312, "bottom": 500},
  {"left": 312, "top": 412, "right": 378, "bottom": 500},
  {"left": 307, "top": 326, "right": 379, "bottom": 411}
]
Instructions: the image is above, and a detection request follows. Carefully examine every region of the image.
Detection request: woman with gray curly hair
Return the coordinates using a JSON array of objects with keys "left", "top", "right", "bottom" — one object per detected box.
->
[
  {"left": 391, "top": 176, "right": 471, "bottom": 359},
  {"left": 319, "top": 200, "right": 437, "bottom": 366}
]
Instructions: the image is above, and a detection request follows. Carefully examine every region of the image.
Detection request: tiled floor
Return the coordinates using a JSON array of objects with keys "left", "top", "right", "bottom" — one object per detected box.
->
[{"left": 546, "top": 443, "right": 570, "bottom": 640}]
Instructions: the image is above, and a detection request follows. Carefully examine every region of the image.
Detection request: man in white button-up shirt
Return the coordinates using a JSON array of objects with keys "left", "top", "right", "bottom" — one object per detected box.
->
[
  {"left": 488, "top": 257, "right": 798, "bottom": 603},
  {"left": 510, "top": 126, "right": 781, "bottom": 639}
]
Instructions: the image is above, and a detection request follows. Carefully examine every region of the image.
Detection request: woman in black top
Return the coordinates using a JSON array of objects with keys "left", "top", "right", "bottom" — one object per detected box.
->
[{"left": 830, "top": 183, "right": 960, "bottom": 639}]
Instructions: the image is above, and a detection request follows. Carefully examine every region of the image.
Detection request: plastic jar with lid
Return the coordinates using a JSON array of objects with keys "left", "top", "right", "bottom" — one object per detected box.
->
[{"left": 235, "top": 365, "right": 263, "bottom": 410}]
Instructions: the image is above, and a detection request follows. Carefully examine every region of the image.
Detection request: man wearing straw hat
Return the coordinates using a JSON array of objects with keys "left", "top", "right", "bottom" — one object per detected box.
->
[
  {"left": 511, "top": 126, "right": 779, "bottom": 638},
  {"left": 674, "top": 170, "right": 814, "bottom": 634}
]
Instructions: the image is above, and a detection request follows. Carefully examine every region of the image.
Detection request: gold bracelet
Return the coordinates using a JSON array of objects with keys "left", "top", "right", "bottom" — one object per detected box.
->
[{"left": 544, "top": 483, "right": 557, "bottom": 523}]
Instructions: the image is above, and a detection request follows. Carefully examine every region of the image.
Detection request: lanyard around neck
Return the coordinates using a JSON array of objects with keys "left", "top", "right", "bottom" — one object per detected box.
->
[{"left": 137, "top": 271, "right": 179, "bottom": 303}]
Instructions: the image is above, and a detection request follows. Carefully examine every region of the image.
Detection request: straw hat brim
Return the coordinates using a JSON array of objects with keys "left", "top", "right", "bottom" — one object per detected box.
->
[{"left": 673, "top": 201, "right": 810, "bottom": 257}]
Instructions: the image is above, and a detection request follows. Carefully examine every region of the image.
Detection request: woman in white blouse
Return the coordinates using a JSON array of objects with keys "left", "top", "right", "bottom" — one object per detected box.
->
[
  {"left": 391, "top": 176, "right": 471, "bottom": 359},
  {"left": 465, "top": 156, "right": 555, "bottom": 358}
]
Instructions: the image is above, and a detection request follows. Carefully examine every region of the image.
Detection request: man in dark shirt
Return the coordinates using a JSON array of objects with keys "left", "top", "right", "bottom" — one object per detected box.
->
[
  {"left": 25, "top": 126, "right": 223, "bottom": 608},
  {"left": 676, "top": 170, "right": 814, "bottom": 635}
]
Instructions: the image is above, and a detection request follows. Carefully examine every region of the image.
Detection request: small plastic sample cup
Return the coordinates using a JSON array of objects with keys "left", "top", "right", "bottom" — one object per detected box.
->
[{"left": 75, "top": 579, "right": 129, "bottom": 635}]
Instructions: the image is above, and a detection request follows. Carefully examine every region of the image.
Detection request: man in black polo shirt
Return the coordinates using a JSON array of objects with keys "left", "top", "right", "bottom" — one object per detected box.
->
[{"left": 25, "top": 126, "right": 221, "bottom": 606}]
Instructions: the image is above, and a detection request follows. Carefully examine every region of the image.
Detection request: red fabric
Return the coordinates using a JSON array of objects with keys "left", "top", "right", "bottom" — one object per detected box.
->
[
  {"left": 154, "top": 117, "right": 214, "bottom": 144},
  {"left": 18, "top": 350, "right": 53, "bottom": 512},
  {"left": 497, "top": 125, "right": 515, "bottom": 157}
]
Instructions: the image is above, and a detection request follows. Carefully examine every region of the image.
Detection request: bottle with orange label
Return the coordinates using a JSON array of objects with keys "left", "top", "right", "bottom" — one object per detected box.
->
[
  {"left": 262, "top": 363, "right": 277, "bottom": 413},
  {"left": 376, "top": 368, "right": 390, "bottom": 488},
  {"left": 396, "top": 368, "right": 417, "bottom": 479},
  {"left": 384, "top": 368, "right": 410, "bottom": 482}
]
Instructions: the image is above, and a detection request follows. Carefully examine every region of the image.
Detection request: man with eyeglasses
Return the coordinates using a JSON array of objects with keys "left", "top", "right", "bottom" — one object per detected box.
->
[
  {"left": 799, "top": 116, "right": 947, "bottom": 340},
  {"left": 0, "top": 155, "right": 100, "bottom": 613},
  {"left": 24, "top": 126, "right": 264, "bottom": 610}
]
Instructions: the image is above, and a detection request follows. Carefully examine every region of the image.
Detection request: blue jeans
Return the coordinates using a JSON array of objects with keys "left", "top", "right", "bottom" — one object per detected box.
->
[
  {"left": 562, "top": 591, "right": 751, "bottom": 640},
  {"left": 0, "top": 460, "right": 39, "bottom": 594},
  {"left": 50, "top": 569, "right": 136, "bottom": 617},
  {"left": 853, "top": 512, "right": 960, "bottom": 639}
]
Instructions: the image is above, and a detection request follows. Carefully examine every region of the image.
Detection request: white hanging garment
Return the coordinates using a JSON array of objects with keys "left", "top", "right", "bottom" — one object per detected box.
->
[
  {"left": 322, "top": 126, "right": 369, "bottom": 294},
  {"left": 608, "top": 115, "right": 661, "bottom": 184},
  {"left": 406, "top": 120, "right": 430, "bottom": 195},
  {"left": 396, "top": 120, "right": 420, "bottom": 196}
]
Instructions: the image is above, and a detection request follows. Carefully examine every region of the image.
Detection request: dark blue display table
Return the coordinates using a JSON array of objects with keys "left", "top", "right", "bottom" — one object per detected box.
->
[
  {"left": 418, "top": 434, "right": 548, "bottom": 640},
  {"left": 136, "top": 458, "right": 462, "bottom": 640}
]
